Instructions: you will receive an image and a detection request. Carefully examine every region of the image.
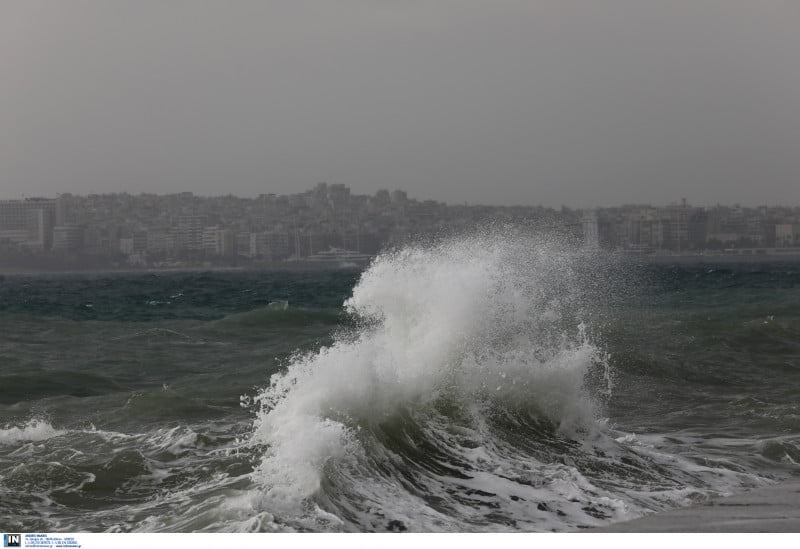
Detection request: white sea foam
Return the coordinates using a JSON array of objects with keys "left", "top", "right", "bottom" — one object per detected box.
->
[
  {"left": 0, "top": 419, "right": 63, "bottom": 445},
  {"left": 248, "top": 230, "right": 611, "bottom": 526}
]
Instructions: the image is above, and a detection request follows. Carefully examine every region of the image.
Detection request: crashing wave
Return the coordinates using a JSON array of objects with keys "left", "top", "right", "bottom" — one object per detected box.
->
[{"left": 246, "top": 230, "right": 623, "bottom": 530}]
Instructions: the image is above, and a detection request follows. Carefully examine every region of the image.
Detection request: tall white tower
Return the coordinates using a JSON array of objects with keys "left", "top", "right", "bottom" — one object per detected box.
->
[{"left": 582, "top": 210, "right": 600, "bottom": 250}]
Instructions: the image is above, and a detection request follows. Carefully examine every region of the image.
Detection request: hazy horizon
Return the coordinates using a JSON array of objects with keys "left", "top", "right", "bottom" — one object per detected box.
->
[
  {"left": 3, "top": 1, "right": 799, "bottom": 207},
  {"left": 2, "top": 185, "right": 799, "bottom": 211}
]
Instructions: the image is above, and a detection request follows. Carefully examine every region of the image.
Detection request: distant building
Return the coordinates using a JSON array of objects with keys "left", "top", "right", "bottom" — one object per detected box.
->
[
  {"left": 202, "top": 226, "right": 235, "bottom": 256},
  {"left": 327, "top": 183, "right": 351, "bottom": 212},
  {"left": 373, "top": 189, "right": 391, "bottom": 208},
  {"left": 622, "top": 210, "right": 663, "bottom": 250},
  {"left": 0, "top": 229, "right": 29, "bottom": 248},
  {"left": 581, "top": 211, "right": 600, "bottom": 250},
  {"left": 775, "top": 224, "right": 799, "bottom": 247},
  {"left": 665, "top": 200, "right": 690, "bottom": 251},
  {"left": 688, "top": 209, "right": 709, "bottom": 250},
  {"left": 146, "top": 228, "right": 176, "bottom": 255},
  {"left": 0, "top": 198, "right": 56, "bottom": 250},
  {"left": 236, "top": 232, "right": 252, "bottom": 257},
  {"left": 119, "top": 237, "right": 135, "bottom": 255},
  {"left": 55, "top": 194, "right": 77, "bottom": 226},
  {"left": 52, "top": 225, "right": 84, "bottom": 252},
  {"left": 175, "top": 215, "right": 205, "bottom": 251},
  {"left": 119, "top": 232, "right": 146, "bottom": 255},
  {"left": 84, "top": 226, "right": 119, "bottom": 256},
  {"left": 249, "top": 231, "right": 290, "bottom": 261}
]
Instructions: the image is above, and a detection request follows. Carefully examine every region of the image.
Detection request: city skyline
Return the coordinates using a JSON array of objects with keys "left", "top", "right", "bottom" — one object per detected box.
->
[
  {"left": 2, "top": 183, "right": 800, "bottom": 273},
  {"left": 1, "top": 186, "right": 799, "bottom": 210}
]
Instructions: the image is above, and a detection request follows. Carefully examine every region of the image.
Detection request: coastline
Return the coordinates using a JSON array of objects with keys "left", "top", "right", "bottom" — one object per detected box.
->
[
  {"left": 3, "top": 251, "right": 800, "bottom": 276},
  {"left": 592, "top": 481, "right": 800, "bottom": 532},
  {"left": 0, "top": 263, "right": 365, "bottom": 276},
  {"left": 625, "top": 252, "right": 800, "bottom": 265}
]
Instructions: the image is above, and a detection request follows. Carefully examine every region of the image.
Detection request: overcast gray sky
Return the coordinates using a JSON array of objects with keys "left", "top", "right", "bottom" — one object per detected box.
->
[{"left": 1, "top": 1, "right": 798, "bottom": 207}]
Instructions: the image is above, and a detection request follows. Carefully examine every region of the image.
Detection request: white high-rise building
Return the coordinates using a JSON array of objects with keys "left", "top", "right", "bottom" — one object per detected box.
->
[
  {"left": 175, "top": 215, "right": 205, "bottom": 251},
  {"left": 52, "top": 225, "right": 84, "bottom": 252},
  {"left": 202, "top": 226, "right": 235, "bottom": 256},
  {"left": 0, "top": 198, "right": 56, "bottom": 250},
  {"left": 582, "top": 211, "right": 600, "bottom": 250}
]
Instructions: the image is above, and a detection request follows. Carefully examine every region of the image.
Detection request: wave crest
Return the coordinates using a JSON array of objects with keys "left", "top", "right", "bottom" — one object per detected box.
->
[
  {"left": 247, "top": 231, "right": 611, "bottom": 527},
  {"left": 0, "top": 419, "right": 63, "bottom": 445}
]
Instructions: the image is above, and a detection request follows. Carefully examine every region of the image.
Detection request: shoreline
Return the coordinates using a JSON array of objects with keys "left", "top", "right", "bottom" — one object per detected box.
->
[
  {"left": 592, "top": 481, "right": 800, "bottom": 532},
  {"left": 623, "top": 252, "right": 800, "bottom": 265},
  {"left": 0, "top": 264, "right": 366, "bottom": 276},
  {"left": 2, "top": 252, "right": 800, "bottom": 276}
]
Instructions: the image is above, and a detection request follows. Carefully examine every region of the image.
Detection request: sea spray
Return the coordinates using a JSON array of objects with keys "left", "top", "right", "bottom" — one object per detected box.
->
[
  {"left": 0, "top": 419, "right": 63, "bottom": 445},
  {"left": 248, "top": 230, "right": 615, "bottom": 529}
]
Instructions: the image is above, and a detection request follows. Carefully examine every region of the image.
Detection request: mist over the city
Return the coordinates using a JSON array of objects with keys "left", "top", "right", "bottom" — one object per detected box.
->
[{"left": 2, "top": 1, "right": 799, "bottom": 207}]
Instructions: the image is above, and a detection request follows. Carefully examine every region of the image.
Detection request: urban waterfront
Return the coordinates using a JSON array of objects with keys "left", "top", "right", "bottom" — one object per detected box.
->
[{"left": 1, "top": 185, "right": 799, "bottom": 272}]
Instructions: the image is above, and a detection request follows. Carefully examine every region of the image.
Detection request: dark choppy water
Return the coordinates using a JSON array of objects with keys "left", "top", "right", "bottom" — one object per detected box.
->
[{"left": 1, "top": 235, "right": 799, "bottom": 532}]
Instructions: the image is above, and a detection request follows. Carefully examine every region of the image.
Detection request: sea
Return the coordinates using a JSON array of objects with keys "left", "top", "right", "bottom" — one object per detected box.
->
[{"left": 1, "top": 231, "right": 799, "bottom": 532}]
